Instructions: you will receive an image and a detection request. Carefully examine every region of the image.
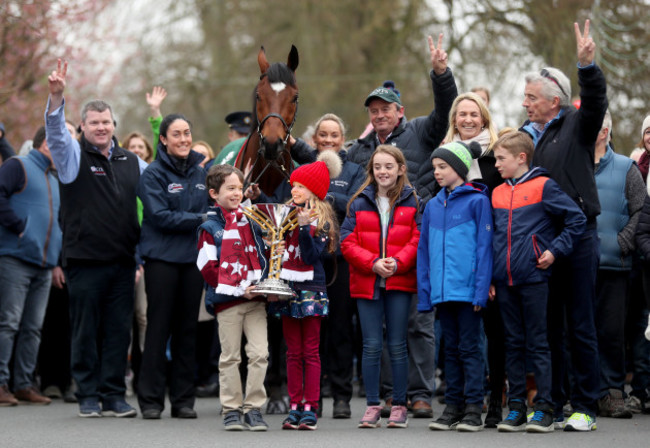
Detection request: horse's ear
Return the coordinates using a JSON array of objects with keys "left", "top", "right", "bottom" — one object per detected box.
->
[
  {"left": 287, "top": 45, "right": 299, "bottom": 72},
  {"left": 258, "top": 46, "right": 270, "bottom": 74}
]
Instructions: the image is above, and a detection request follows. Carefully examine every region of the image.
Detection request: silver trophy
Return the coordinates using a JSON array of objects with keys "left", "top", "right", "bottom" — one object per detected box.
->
[{"left": 241, "top": 203, "right": 299, "bottom": 298}]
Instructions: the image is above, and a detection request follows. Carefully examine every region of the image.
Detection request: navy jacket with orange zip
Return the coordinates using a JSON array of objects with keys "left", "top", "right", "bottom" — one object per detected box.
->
[{"left": 491, "top": 166, "right": 586, "bottom": 286}]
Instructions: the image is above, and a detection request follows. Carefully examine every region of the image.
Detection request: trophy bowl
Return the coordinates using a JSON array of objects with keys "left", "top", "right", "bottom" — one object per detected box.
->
[{"left": 241, "top": 203, "right": 299, "bottom": 299}]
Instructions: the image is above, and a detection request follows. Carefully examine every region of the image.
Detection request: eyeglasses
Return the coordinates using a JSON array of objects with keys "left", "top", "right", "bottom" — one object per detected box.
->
[{"left": 540, "top": 69, "right": 568, "bottom": 99}]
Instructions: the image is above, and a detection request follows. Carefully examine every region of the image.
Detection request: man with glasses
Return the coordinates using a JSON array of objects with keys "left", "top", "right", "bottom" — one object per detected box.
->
[{"left": 519, "top": 20, "right": 607, "bottom": 432}]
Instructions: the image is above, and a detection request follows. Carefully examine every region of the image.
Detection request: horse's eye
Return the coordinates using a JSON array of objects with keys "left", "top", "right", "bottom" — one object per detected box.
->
[{"left": 293, "top": 95, "right": 299, "bottom": 103}]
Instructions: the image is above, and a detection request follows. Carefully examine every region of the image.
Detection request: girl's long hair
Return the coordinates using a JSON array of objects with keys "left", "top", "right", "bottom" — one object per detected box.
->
[
  {"left": 286, "top": 196, "right": 339, "bottom": 254},
  {"left": 347, "top": 144, "right": 416, "bottom": 216}
]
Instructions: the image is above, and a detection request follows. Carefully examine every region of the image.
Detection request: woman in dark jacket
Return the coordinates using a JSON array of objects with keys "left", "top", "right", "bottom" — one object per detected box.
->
[{"left": 136, "top": 114, "right": 209, "bottom": 419}]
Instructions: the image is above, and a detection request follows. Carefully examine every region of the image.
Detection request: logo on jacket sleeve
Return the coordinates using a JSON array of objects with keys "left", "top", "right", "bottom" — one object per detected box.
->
[
  {"left": 90, "top": 166, "right": 106, "bottom": 176},
  {"left": 168, "top": 183, "right": 184, "bottom": 193}
]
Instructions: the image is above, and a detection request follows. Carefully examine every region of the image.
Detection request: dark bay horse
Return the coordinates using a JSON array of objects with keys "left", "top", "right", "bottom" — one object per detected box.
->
[{"left": 236, "top": 45, "right": 299, "bottom": 195}]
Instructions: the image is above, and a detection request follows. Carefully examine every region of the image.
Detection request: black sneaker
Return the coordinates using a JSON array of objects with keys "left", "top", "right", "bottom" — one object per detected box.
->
[
  {"left": 457, "top": 403, "right": 484, "bottom": 432},
  {"left": 497, "top": 401, "right": 527, "bottom": 432},
  {"left": 484, "top": 403, "right": 502, "bottom": 428},
  {"left": 244, "top": 409, "right": 268, "bottom": 431},
  {"left": 526, "top": 409, "right": 554, "bottom": 433},
  {"left": 333, "top": 400, "right": 351, "bottom": 419},
  {"left": 428, "top": 404, "right": 464, "bottom": 431}
]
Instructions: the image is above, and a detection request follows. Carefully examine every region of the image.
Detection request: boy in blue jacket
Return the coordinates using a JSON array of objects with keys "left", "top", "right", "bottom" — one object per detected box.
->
[
  {"left": 418, "top": 141, "right": 493, "bottom": 432},
  {"left": 490, "top": 132, "right": 586, "bottom": 433}
]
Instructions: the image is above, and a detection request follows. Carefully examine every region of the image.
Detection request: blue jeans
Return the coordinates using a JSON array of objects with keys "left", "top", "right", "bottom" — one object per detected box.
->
[
  {"left": 437, "top": 301, "right": 484, "bottom": 405},
  {"left": 497, "top": 282, "right": 552, "bottom": 404},
  {"left": 381, "top": 294, "right": 436, "bottom": 404},
  {"left": 547, "top": 226, "right": 600, "bottom": 417},
  {"left": 66, "top": 262, "right": 134, "bottom": 402},
  {"left": 357, "top": 289, "right": 410, "bottom": 406},
  {"left": 0, "top": 256, "right": 52, "bottom": 389}
]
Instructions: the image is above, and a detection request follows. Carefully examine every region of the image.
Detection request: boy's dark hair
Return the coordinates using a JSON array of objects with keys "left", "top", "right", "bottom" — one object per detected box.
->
[
  {"left": 493, "top": 131, "right": 534, "bottom": 163},
  {"left": 206, "top": 164, "right": 244, "bottom": 192}
]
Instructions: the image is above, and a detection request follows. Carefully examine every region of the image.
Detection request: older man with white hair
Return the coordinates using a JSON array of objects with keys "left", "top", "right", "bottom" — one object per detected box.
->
[{"left": 519, "top": 20, "right": 608, "bottom": 432}]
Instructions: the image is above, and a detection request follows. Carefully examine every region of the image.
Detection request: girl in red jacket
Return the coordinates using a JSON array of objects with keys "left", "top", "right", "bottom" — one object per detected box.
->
[{"left": 340, "top": 145, "right": 421, "bottom": 429}]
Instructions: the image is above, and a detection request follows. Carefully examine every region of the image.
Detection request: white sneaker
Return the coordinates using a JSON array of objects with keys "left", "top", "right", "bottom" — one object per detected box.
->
[
  {"left": 645, "top": 314, "right": 650, "bottom": 341},
  {"left": 563, "top": 412, "right": 597, "bottom": 431}
]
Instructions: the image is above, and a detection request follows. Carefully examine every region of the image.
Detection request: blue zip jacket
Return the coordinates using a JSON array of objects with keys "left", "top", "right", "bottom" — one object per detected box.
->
[
  {"left": 137, "top": 147, "right": 209, "bottom": 263},
  {"left": 417, "top": 182, "right": 493, "bottom": 311},
  {"left": 491, "top": 167, "right": 586, "bottom": 286}
]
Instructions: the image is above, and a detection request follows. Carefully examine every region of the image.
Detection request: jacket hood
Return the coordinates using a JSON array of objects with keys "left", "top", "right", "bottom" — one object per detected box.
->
[
  {"left": 504, "top": 166, "right": 550, "bottom": 186},
  {"left": 436, "top": 181, "right": 488, "bottom": 202}
]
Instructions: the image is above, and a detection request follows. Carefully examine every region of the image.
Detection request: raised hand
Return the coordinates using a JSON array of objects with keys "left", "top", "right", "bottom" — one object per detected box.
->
[
  {"left": 575, "top": 20, "right": 596, "bottom": 67},
  {"left": 296, "top": 204, "right": 316, "bottom": 226},
  {"left": 429, "top": 34, "right": 448, "bottom": 76},
  {"left": 48, "top": 59, "right": 67, "bottom": 96},
  {"left": 146, "top": 86, "right": 167, "bottom": 118},
  {"left": 47, "top": 59, "right": 67, "bottom": 111}
]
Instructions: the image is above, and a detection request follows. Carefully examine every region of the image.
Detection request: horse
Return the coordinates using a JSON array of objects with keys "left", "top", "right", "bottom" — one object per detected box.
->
[{"left": 236, "top": 45, "right": 299, "bottom": 196}]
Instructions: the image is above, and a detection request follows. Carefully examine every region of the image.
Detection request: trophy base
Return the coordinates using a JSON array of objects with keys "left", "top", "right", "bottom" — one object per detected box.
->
[{"left": 253, "top": 279, "right": 294, "bottom": 299}]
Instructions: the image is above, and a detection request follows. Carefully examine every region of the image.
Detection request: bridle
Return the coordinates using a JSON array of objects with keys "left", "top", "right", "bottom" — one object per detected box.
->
[
  {"left": 255, "top": 73, "right": 299, "bottom": 147},
  {"left": 242, "top": 73, "right": 298, "bottom": 189}
]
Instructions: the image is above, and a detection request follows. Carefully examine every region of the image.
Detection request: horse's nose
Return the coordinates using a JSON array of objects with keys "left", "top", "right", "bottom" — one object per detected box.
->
[{"left": 261, "top": 136, "right": 285, "bottom": 161}]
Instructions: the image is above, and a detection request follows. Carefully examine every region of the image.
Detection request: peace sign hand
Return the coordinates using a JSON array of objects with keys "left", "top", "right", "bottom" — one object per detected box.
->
[
  {"left": 429, "top": 34, "right": 448, "bottom": 76},
  {"left": 48, "top": 59, "right": 68, "bottom": 96},
  {"left": 575, "top": 20, "right": 596, "bottom": 67}
]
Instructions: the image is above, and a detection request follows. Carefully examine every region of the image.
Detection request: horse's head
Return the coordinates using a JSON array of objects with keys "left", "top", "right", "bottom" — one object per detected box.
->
[{"left": 255, "top": 45, "right": 299, "bottom": 161}]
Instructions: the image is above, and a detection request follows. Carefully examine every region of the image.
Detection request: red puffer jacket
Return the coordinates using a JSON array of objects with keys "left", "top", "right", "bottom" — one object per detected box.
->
[{"left": 341, "top": 185, "right": 421, "bottom": 299}]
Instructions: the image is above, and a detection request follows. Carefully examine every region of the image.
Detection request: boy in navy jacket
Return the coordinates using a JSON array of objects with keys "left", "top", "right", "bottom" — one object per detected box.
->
[
  {"left": 196, "top": 165, "right": 270, "bottom": 431},
  {"left": 490, "top": 132, "right": 586, "bottom": 433}
]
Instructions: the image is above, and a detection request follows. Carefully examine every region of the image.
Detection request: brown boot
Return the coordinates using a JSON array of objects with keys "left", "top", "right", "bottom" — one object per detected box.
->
[
  {"left": 0, "top": 384, "right": 18, "bottom": 406},
  {"left": 14, "top": 386, "right": 52, "bottom": 405}
]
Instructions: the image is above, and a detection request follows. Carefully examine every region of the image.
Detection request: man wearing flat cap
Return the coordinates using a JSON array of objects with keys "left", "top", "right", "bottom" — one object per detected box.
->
[{"left": 347, "top": 34, "right": 457, "bottom": 192}]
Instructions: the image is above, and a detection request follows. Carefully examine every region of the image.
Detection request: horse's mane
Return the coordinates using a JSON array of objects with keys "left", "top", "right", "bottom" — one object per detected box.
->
[{"left": 265, "top": 62, "right": 296, "bottom": 86}]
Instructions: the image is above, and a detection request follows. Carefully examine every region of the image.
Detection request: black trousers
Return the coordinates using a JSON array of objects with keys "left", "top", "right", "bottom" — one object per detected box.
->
[{"left": 137, "top": 260, "right": 203, "bottom": 411}]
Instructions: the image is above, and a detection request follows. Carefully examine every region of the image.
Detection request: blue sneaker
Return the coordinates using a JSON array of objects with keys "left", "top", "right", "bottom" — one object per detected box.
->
[
  {"left": 244, "top": 409, "right": 268, "bottom": 431},
  {"left": 78, "top": 398, "right": 102, "bottom": 418},
  {"left": 102, "top": 399, "right": 137, "bottom": 418},
  {"left": 282, "top": 409, "right": 302, "bottom": 430},
  {"left": 298, "top": 410, "right": 318, "bottom": 430},
  {"left": 223, "top": 410, "right": 245, "bottom": 431}
]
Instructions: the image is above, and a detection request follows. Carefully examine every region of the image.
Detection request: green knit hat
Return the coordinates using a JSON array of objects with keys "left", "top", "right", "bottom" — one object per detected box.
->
[{"left": 431, "top": 141, "right": 482, "bottom": 179}]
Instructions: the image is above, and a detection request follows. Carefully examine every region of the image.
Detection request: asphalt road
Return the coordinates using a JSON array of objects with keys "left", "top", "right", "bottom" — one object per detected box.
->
[{"left": 2, "top": 395, "right": 650, "bottom": 448}]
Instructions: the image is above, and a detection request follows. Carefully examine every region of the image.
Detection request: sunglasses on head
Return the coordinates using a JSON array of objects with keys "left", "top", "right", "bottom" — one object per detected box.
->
[{"left": 540, "top": 69, "right": 567, "bottom": 99}]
